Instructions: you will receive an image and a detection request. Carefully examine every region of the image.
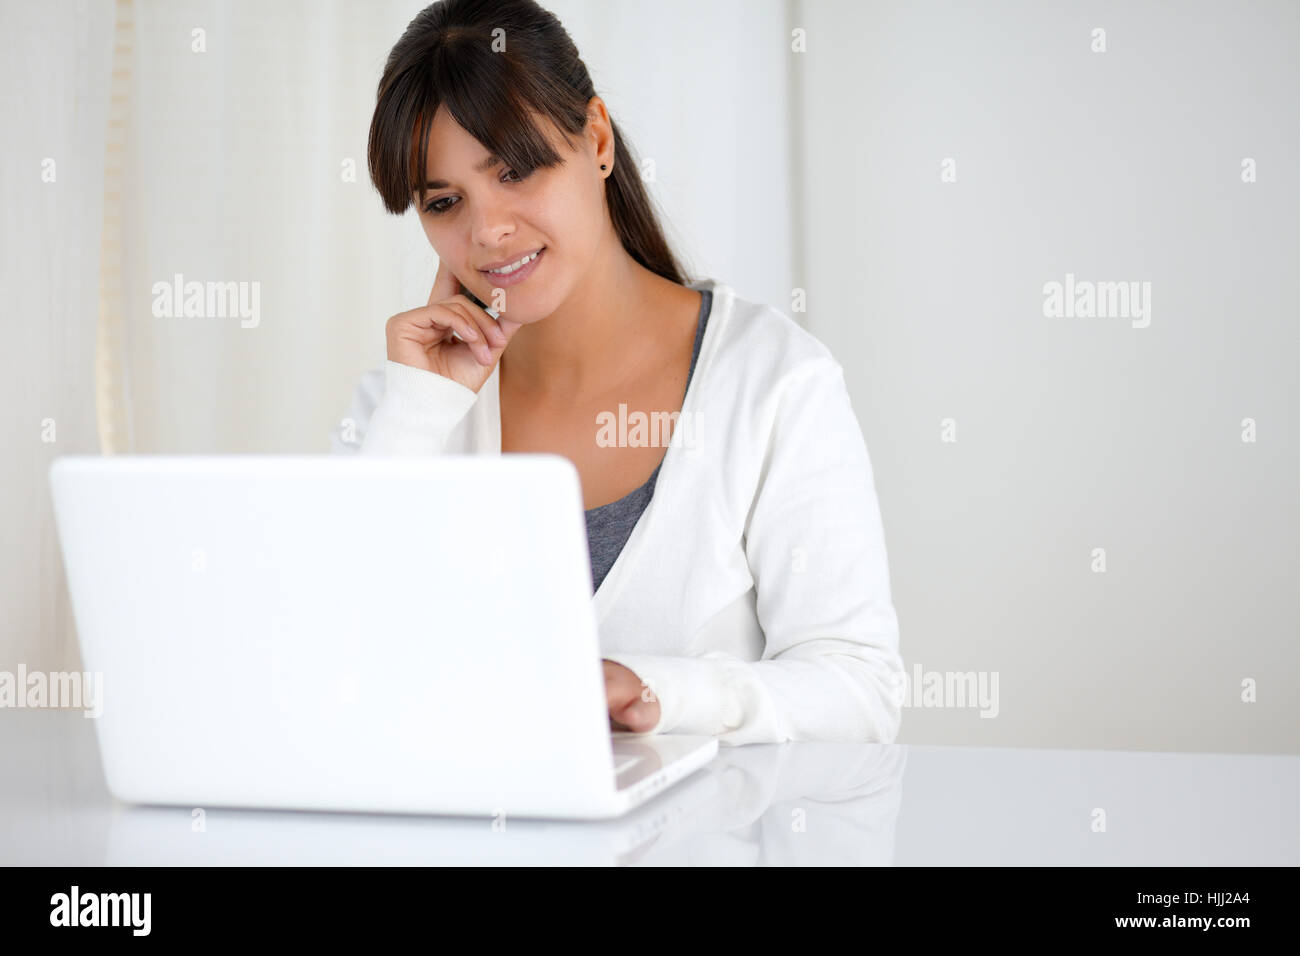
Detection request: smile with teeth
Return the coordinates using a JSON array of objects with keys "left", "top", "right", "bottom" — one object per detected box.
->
[{"left": 484, "top": 249, "right": 542, "bottom": 275}]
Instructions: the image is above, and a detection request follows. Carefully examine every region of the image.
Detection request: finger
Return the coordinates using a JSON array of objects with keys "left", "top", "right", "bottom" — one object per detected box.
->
[
  {"left": 439, "top": 302, "right": 496, "bottom": 365},
  {"left": 440, "top": 285, "right": 521, "bottom": 349},
  {"left": 396, "top": 307, "right": 468, "bottom": 347},
  {"left": 494, "top": 312, "right": 523, "bottom": 340},
  {"left": 392, "top": 307, "right": 489, "bottom": 365},
  {"left": 611, "top": 697, "right": 654, "bottom": 733},
  {"left": 390, "top": 312, "right": 452, "bottom": 349},
  {"left": 605, "top": 680, "right": 637, "bottom": 716},
  {"left": 451, "top": 295, "right": 509, "bottom": 348},
  {"left": 430, "top": 255, "right": 462, "bottom": 307},
  {"left": 463, "top": 294, "right": 513, "bottom": 349}
]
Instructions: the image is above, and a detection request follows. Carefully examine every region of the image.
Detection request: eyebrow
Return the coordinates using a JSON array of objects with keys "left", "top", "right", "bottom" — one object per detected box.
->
[{"left": 425, "top": 154, "right": 501, "bottom": 190}]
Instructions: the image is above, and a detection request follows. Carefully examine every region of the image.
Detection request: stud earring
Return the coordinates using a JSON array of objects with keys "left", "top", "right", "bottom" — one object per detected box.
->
[{"left": 600, "top": 164, "right": 607, "bottom": 170}]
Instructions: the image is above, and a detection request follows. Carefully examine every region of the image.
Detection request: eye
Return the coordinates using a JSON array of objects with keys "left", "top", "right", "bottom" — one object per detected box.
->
[{"left": 423, "top": 167, "right": 528, "bottom": 215}]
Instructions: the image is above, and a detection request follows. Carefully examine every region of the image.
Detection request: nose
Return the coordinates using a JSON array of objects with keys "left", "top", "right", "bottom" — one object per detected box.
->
[{"left": 470, "top": 194, "right": 515, "bottom": 250}]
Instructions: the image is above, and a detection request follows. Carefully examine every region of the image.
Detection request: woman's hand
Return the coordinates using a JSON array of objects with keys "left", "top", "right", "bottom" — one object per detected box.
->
[
  {"left": 384, "top": 257, "right": 524, "bottom": 393},
  {"left": 603, "top": 660, "right": 661, "bottom": 733}
]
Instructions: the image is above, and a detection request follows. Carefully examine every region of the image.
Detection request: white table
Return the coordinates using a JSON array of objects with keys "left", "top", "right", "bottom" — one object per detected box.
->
[{"left": 4, "top": 709, "right": 1296, "bottom": 866}]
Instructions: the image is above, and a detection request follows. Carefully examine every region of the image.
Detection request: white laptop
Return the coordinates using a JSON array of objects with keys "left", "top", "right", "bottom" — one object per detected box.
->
[
  {"left": 104, "top": 756, "right": 728, "bottom": 866},
  {"left": 47, "top": 454, "right": 718, "bottom": 821}
]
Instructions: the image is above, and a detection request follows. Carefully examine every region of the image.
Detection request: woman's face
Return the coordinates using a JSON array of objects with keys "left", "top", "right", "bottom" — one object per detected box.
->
[{"left": 414, "top": 103, "right": 606, "bottom": 322}]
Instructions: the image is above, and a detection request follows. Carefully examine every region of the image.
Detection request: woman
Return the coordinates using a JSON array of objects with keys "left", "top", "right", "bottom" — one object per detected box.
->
[{"left": 331, "top": 0, "right": 903, "bottom": 745}]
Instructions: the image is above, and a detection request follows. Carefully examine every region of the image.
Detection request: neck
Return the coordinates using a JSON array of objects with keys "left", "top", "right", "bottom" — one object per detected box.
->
[{"left": 500, "top": 234, "right": 667, "bottom": 401}]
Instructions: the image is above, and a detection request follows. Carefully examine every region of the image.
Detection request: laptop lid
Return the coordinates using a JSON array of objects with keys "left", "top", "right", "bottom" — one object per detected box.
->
[{"left": 48, "top": 454, "right": 623, "bottom": 819}]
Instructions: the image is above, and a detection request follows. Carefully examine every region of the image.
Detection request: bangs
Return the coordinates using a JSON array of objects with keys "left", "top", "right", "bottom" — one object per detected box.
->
[{"left": 369, "top": 30, "right": 582, "bottom": 215}]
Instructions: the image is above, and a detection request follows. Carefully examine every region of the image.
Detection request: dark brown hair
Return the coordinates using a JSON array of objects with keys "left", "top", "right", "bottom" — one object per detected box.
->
[{"left": 368, "top": 0, "right": 688, "bottom": 286}]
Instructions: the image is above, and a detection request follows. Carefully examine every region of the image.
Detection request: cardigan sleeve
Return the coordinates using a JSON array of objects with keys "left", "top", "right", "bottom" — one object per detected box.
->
[
  {"left": 603, "top": 357, "right": 904, "bottom": 745},
  {"left": 329, "top": 360, "right": 479, "bottom": 456}
]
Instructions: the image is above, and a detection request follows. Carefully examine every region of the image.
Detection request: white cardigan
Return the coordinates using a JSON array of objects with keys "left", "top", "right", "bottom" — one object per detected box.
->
[{"left": 329, "top": 277, "right": 903, "bottom": 746}]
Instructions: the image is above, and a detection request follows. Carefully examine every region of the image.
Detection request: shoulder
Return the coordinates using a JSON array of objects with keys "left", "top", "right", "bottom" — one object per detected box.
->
[
  {"left": 704, "top": 281, "right": 844, "bottom": 395},
  {"left": 703, "top": 287, "right": 876, "bottom": 499}
]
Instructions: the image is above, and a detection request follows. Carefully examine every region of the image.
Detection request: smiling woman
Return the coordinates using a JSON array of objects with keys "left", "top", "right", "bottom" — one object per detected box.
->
[
  {"left": 366, "top": 0, "right": 684, "bottom": 296},
  {"left": 333, "top": 0, "right": 904, "bottom": 746}
]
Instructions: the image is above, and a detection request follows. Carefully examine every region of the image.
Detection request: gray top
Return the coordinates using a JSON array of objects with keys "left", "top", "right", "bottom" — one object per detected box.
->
[{"left": 584, "top": 288, "right": 712, "bottom": 594}]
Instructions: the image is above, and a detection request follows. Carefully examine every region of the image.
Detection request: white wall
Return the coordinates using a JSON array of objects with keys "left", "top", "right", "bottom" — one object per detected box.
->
[{"left": 795, "top": 0, "right": 1299, "bottom": 753}]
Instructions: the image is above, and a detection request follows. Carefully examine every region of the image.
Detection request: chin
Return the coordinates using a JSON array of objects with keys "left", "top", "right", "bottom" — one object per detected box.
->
[
  {"left": 507, "top": 306, "right": 550, "bottom": 326},
  {"left": 502, "top": 289, "right": 562, "bottom": 324}
]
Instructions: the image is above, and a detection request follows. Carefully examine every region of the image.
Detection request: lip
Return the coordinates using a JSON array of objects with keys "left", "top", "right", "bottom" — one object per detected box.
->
[{"left": 478, "top": 247, "right": 545, "bottom": 286}]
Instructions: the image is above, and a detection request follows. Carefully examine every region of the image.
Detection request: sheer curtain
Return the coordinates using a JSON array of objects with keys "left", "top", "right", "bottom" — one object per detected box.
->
[
  {"left": 112, "top": 0, "right": 793, "bottom": 457},
  {"left": 1, "top": 0, "right": 115, "bottom": 674},
  {"left": 3, "top": 0, "right": 793, "bottom": 674}
]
